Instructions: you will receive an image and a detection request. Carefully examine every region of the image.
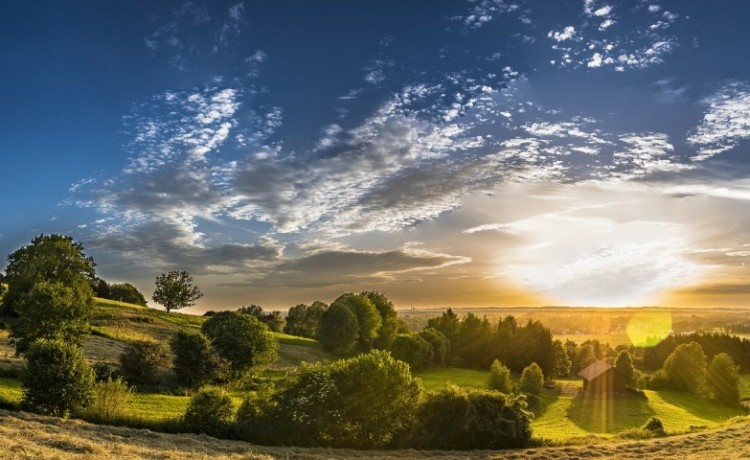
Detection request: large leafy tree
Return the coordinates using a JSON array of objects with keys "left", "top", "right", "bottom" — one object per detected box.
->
[
  {"left": 284, "top": 300, "right": 328, "bottom": 338},
  {"left": 201, "top": 311, "right": 278, "bottom": 376},
  {"left": 152, "top": 270, "right": 203, "bottom": 313},
  {"left": 1, "top": 234, "right": 95, "bottom": 354},
  {"left": 331, "top": 293, "right": 382, "bottom": 352},
  {"left": 317, "top": 301, "right": 359, "bottom": 355},
  {"left": 707, "top": 352, "right": 740, "bottom": 406},
  {"left": 362, "top": 291, "right": 399, "bottom": 350}
]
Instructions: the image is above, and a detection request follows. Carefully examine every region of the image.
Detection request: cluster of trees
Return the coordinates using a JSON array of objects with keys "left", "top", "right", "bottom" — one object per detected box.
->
[
  {"left": 236, "top": 305, "right": 285, "bottom": 333},
  {"left": 284, "top": 301, "right": 328, "bottom": 338},
  {"left": 649, "top": 341, "right": 741, "bottom": 406},
  {"left": 89, "top": 278, "right": 147, "bottom": 306},
  {"left": 183, "top": 350, "right": 534, "bottom": 450},
  {"left": 642, "top": 332, "right": 750, "bottom": 372}
]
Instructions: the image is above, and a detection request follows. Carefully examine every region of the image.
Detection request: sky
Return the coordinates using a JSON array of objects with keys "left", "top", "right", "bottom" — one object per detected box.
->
[{"left": 2, "top": 0, "right": 750, "bottom": 313}]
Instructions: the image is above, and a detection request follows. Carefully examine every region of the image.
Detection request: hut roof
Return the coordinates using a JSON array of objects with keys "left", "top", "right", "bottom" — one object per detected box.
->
[{"left": 577, "top": 360, "right": 614, "bottom": 381}]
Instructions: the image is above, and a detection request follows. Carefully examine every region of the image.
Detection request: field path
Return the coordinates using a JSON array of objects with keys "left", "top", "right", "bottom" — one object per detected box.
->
[{"left": 0, "top": 409, "right": 749, "bottom": 459}]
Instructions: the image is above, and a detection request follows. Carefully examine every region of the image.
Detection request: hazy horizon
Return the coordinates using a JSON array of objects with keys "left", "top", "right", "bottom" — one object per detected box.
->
[{"left": 3, "top": 1, "right": 750, "bottom": 313}]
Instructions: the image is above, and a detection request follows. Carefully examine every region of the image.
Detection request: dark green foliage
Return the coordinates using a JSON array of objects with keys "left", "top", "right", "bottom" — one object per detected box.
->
[
  {"left": 334, "top": 293, "right": 382, "bottom": 352},
  {"left": 573, "top": 343, "right": 597, "bottom": 373},
  {"left": 92, "top": 278, "right": 111, "bottom": 299},
  {"left": 269, "top": 350, "right": 422, "bottom": 448},
  {"left": 201, "top": 311, "right": 278, "bottom": 376},
  {"left": 183, "top": 388, "right": 234, "bottom": 436},
  {"left": 519, "top": 362, "right": 544, "bottom": 395},
  {"left": 615, "top": 350, "right": 636, "bottom": 387},
  {"left": 413, "top": 386, "right": 533, "bottom": 449},
  {"left": 362, "top": 291, "right": 399, "bottom": 350},
  {"left": 238, "top": 304, "right": 285, "bottom": 332},
  {"left": 170, "top": 331, "right": 228, "bottom": 388},
  {"left": 284, "top": 301, "right": 327, "bottom": 338},
  {"left": 418, "top": 328, "right": 449, "bottom": 365},
  {"left": 489, "top": 359, "right": 513, "bottom": 393},
  {"left": 390, "top": 334, "right": 433, "bottom": 370},
  {"left": 119, "top": 341, "right": 171, "bottom": 388},
  {"left": 151, "top": 270, "right": 202, "bottom": 313},
  {"left": 2, "top": 234, "right": 96, "bottom": 314},
  {"left": 21, "top": 339, "right": 95, "bottom": 417},
  {"left": 661, "top": 341, "right": 708, "bottom": 396},
  {"left": 109, "top": 283, "right": 147, "bottom": 306},
  {"left": 10, "top": 280, "right": 93, "bottom": 354},
  {"left": 552, "top": 339, "right": 572, "bottom": 379},
  {"left": 317, "top": 301, "right": 359, "bottom": 355},
  {"left": 707, "top": 352, "right": 741, "bottom": 406},
  {"left": 642, "top": 416, "right": 665, "bottom": 434},
  {"left": 642, "top": 332, "right": 750, "bottom": 372}
]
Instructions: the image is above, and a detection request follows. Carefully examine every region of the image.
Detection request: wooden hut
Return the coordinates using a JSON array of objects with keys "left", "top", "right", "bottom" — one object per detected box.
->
[{"left": 577, "top": 360, "right": 628, "bottom": 394}]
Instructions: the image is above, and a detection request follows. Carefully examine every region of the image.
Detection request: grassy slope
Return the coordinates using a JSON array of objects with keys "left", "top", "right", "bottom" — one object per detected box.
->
[{"left": 2, "top": 408, "right": 750, "bottom": 460}]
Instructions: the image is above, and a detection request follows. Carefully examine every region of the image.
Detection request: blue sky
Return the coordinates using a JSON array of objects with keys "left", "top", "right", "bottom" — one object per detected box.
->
[{"left": 3, "top": 0, "right": 750, "bottom": 311}]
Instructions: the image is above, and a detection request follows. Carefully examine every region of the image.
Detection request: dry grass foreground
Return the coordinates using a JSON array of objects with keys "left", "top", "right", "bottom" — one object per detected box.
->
[{"left": 2, "top": 410, "right": 750, "bottom": 460}]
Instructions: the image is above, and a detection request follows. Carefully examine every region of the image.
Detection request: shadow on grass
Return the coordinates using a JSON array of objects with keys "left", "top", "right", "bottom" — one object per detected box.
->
[
  {"left": 655, "top": 390, "right": 746, "bottom": 423},
  {"left": 567, "top": 391, "right": 655, "bottom": 433}
]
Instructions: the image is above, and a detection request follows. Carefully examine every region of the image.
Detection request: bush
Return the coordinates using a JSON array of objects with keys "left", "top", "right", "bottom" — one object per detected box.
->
[
  {"left": 270, "top": 350, "right": 422, "bottom": 448},
  {"left": 201, "top": 311, "right": 278, "bottom": 378},
  {"left": 170, "top": 330, "right": 228, "bottom": 388},
  {"left": 642, "top": 416, "right": 666, "bottom": 435},
  {"left": 119, "top": 341, "right": 170, "bottom": 388},
  {"left": 108, "top": 283, "right": 147, "bottom": 306},
  {"left": 413, "top": 386, "right": 533, "bottom": 449},
  {"left": 390, "top": 334, "right": 433, "bottom": 370},
  {"left": 519, "top": 362, "right": 544, "bottom": 395},
  {"left": 21, "top": 339, "right": 95, "bottom": 417},
  {"left": 183, "top": 388, "right": 234, "bottom": 436},
  {"left": 80, "top": 376, "right": 133, "bottom": 423},
  {"left": 489, "top": 359, "right": 513, "bottom": 393}
]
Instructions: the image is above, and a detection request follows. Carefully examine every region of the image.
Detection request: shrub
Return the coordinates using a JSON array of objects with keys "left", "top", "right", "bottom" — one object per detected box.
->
[
  {"left": 108, "top": 283, "right": 147, "bottom": 306},
  {"left": 489, "top": 359, "right": 513, "bottom": 393},
  {"left": 390, "top": 334, "right": 433, "bottom": 370},
  {"left": 119, "top": 341, "right": 170, "bottom": 388},
  {"left": 413, "top": 386, "right": 533, "bottom": 449},
  {"left": 21, "top": 339, "right": 95, "bottom": 417},
  {"left": 234, "top": 384, "right": 276, "bottom": 441},
  {"left": 271, "top": 350, "right": 422, "bottom": 448},
  {"left": 642, "top": 416, "right": 666, "bottom": 435},
  {"left": 80, "top": 376, "right": 133, "bottom": 423},
  {"left": 519, "top": 362, "right": 544, "bottom": 395},
  {"left": 201, "top": 311, "right": 278, "bottom": 378},
  {"left": 183, "top": 388, "right": 234, "bottom": 436},
  {"left": 170, "top": 330, "right": 228, "bottom": 388}
]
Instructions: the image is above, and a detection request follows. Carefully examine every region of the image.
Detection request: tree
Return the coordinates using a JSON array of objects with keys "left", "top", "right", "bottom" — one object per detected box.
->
[
  {"left": 21, "top": 339, "right": 95, "bottom": 417},
  {"left": 151, "top": 270, "right": 202, "bottom": 313},
  {"left": 362, "top": 291, "right": 399, "bottom": 350},
  {"left": 201, "top": 311, "right": 278, "bottom": 377},
  {"left": 238, "top": 304, "right": 286, "bottom": 332},
  {"left": 662, "top": 341, "right": 708, "bottom": 396},
  {"left": 2, "top": 234, "right": 96, "bottom": 314},
  {"left": 170, "top": 330, "right": 228, "bottom": 388},
  {"left": 109, "top": 283, "right": 147, "bottom": 306},
  {"left": 1, "top": 234, "right": 95, "bottom": 354},
  {"left": 489, "top": 359, "right": 513, "bottom": 393},
  {"left": 284, "top": 301, "right": 327, "bottom": 338},
  {"left": 418, "top": 328, "right": 449, "bottom": 366},
  {"left": 317, "top": 301, "right": 359, "bottom": 355},
  {"left": 615, "top": 350, "right": 636, "bottom": 388},
  {"left": 390, "top": 334, "right": 433, "bottom": 370},
  {"left": 707, "top": 352, "right": 741, "bottom": 406},
  {"left": 519, "top": 362, "right": 544, "bottom": 395},
  {"left": 331, "top": 293, "right": 382, "bottom": 352},
  {"left": 10, "top": 280, "right": 92, "bottom": 354},
  {"left": 551, "top": 339, "right": 572, "bottom": 379},
  {"left": 119, "top": 341, "right": 171, "bottom": 388}
]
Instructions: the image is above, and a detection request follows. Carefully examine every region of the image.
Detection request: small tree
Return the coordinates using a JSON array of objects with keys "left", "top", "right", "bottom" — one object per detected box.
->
[
  {"left": 183, "top": 388, "right": 234, "bottom": 436},
  {"left": 201, "top": 311, "right": 278, "bottom": 377},
  {"left": 551, "top": 339, "right": 572, "bottom": 379},
  {"left": 21, "top": 339, "right": 95, "bottom": 417},
  {"left": 707, "top": 352, "right": 741, "bottom": 406},
  {"left": 170, "top": 330, "right": 228, "bottom": 388},
  {"left": 662, "top": 341, "right": 707, "bottom": 396},
  {"left": 119, "top": 341, "right": 171, "bottom": 388},
  {"left": 152, "top": 270, "right": 203, "bottom": 313},
  {"left": 390, "top": 334, "right": 433, "bottom": 370},
  {"left": 418, "top": 328, "right": 449, "bottom": 366},
  {"left": 519, "top": 362, "right": 544, "bottom": 395},
  {"left": 615, "top": 350, "right": 636, "bottom": 388},
  {"left": 284, "top": 301, "right": 327, "bottom": 338},
  {"left": 489, "top": 359, "right": 513, "bottom": 393},
  {"left": 317, "top": 301, "right": 359, "bottom": 355}
]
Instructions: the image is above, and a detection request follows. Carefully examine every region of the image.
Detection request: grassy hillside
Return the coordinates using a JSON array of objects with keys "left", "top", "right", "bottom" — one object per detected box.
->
[{"left": 1, "top": 408, "right": 750, "bottom": 460}]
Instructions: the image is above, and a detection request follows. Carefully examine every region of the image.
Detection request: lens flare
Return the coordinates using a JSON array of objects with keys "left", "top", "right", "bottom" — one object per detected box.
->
[{"left": 626, "top": 309, "right": 672, "bottom": 347}]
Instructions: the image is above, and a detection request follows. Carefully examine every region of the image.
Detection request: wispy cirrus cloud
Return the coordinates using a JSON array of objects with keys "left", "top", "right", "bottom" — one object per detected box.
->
[{"left": 688, "top": 82, "right": 750, "bottom": 161}]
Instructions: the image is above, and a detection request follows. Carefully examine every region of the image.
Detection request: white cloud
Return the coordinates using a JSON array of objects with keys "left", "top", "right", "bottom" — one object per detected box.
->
[
  {"left": 548, "top": 26, "right": 577, "bottom": 42},
  {"left": 688, "top": 82, "right": 750, "bottom": 161}
]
